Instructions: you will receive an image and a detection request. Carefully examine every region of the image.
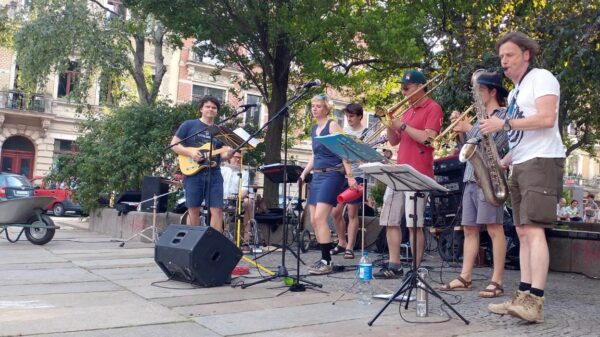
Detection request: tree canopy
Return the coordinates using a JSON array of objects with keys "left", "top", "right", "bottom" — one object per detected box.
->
[
  {"left": 13, "top": 0, "right": 170, "bottom": 105},
  {"left": 124, "top": 0, "right": 429, "bottom": 204}
]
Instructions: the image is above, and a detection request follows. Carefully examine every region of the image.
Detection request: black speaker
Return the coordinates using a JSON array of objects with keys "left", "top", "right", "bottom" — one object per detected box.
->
[
  {"left": 155, "top": 225, "right": 242, "bottom": 287},
  {"left": 141, "top": 176, "right": 169, "bottom": 212}
]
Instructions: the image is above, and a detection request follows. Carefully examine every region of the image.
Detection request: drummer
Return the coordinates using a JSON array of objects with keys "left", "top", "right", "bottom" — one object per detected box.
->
[{"left": 221, "top": 152, "right": 255, "bottom": 253}]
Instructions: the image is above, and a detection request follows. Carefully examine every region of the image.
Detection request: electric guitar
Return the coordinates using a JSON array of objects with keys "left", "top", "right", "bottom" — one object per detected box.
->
[{"left": 178, "top": 144, "right": 230, "bottom": 176}]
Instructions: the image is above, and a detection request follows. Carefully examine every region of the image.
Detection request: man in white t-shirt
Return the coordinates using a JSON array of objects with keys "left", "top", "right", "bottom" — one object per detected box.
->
[
  {"left": 480, "top": 31, "right": 566, "bottom": 323},
  {"left": 221, "top": 152, "right": 254, "bottom": 253}
]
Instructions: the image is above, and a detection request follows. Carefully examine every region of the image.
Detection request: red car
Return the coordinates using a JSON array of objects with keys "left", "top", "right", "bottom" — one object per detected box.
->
[{"left": 30, "top": 176, "right": 82, "bottom": 216}]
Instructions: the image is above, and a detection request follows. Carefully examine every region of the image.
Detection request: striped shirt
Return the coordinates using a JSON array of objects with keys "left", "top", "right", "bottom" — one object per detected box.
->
[{"left": 460, "top": 107, "right": 509, "bottom": 183}]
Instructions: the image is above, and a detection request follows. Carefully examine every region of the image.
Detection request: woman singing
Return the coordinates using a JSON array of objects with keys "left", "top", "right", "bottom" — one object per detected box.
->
[{"left": 300, "top": 94, "right": 356, "bottom": 275}]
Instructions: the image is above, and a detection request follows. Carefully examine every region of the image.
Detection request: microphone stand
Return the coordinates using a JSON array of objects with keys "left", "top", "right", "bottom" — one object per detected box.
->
[{"left": 239, "top": 85, "right": 322, "bottom": 291}]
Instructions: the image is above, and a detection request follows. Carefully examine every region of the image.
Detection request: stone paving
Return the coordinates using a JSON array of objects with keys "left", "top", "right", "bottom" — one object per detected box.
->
[{"left": 0, "top": 217, "right": 599, "bottom": 337}]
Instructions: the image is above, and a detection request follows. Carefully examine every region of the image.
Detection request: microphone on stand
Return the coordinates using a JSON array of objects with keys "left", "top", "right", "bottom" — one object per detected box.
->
[
  {"left": 238, "top": 103, "right": 258, "bottom": 110},
  {"left": 301, "top": 79, "right": 322, "bottom": 88}
]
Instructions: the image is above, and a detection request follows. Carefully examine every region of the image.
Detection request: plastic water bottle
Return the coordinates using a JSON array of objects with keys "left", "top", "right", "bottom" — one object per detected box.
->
[
  {"left": 416, "top": 267, "right": 429, "bottom": 317},
  {"left": 357, "top": 251, "right": 373, "bottom": 305}
]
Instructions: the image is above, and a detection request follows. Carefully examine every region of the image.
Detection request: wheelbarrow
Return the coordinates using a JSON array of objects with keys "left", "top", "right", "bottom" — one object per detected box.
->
[{"left": 0, "top": 196, "right": 60, "bottom": 245}]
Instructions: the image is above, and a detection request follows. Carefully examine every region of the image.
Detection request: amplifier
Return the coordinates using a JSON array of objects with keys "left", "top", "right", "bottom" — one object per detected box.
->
[{"left": 434, "top": 154, "right": 465, "bottom": 175}]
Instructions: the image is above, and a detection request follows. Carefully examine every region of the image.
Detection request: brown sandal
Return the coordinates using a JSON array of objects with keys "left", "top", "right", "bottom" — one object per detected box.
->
[
  {"left": 440, "top": 275, "right": 472, "bottom": 291},
  {"left": 479, "top": 281, "right": 504, "bottom": 298},
  {"left": 343, "top": 249, "right": 355, "bottom": 259}
]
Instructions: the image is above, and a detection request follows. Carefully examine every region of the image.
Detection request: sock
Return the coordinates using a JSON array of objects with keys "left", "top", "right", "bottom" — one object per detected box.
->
[
  {"left": 320, "top": 243, "right": 332, "bottom": 263},
  {"left": 519, "top": 282, "right": 532, "bottom": 292},
  {"left": 388, "top": 262, "right": 402, "bottom": 270},
  {"left": 530, "top": 287, "right": 544, "bottom": 297}
]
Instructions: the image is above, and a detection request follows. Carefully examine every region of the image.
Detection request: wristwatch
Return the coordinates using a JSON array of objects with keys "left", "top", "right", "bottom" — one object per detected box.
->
[
  {"left": 400, "top": 123, "right": 407, "bottom": 131},
  {"left": 503, "top": 119, "right": 512, "bottom": 131}
]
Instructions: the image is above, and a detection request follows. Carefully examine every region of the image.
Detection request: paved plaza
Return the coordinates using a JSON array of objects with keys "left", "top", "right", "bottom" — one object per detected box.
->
[{"left": 1, "top": 217, "right": 599, "bottom": 337}]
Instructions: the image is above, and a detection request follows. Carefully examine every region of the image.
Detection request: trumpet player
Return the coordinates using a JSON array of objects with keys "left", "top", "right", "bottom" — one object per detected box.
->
[
  {"left": 440, "top": 72, "right": 509, "bottom": 299},
  {"left": 375, "top": 70, "right": 443, "bottom": 279}
]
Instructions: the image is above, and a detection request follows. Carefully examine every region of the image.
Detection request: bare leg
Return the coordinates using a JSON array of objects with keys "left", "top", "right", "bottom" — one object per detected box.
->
[
  {"left": 386, "top": 226, "right": 402, "bottom": 265},
  {"left": 243, "top": 198, "right": 254, "bottom": 243},
  {"left": 187, "top": 207, "right": 201, "bottom": 226},
  {"left": 516, "top": 226, "right": 531, "bottom": 284},
  {"left": 210, "top": 207, "right": 224, "bottom": 233},
  {"left": 331, "top": 203, "right": 347, "bottom": 247},
  {"left": 460, "top": 226, "right": 480, "bottom": 281},
  {"left": 346, "top": 204, "right": 360, "bottom": 250},
  {"left": 313, "top": 202, "right": 333, "bottom": 244},
  {"left": 486, "top": 223, "right": 506, "bottom": 284},
  {"left": 408, "top": 227, "right": 425, "bottom": 267},
  {"left": 526, "top": 225, "right": 549, "bottom": 290}
]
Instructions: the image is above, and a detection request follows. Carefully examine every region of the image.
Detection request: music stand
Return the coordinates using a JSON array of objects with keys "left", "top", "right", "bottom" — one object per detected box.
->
[
  {"left": 248, "top": 163, "right": 306, "bottom": 263},
  {"left": 358, "top": 163, "right": 469, "bottom": 326}
]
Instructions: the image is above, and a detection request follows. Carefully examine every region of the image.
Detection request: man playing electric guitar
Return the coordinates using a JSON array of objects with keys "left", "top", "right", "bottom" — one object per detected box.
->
[{"left": 170, "top": 96, "right": 232, "bottom": 231}]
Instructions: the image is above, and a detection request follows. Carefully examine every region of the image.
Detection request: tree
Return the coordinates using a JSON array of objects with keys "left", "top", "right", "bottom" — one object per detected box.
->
[
  {"left": 13, "top": 0, "right": 170, "bottom": 105},
  {"left": 124, "top": 0, "right": 429, "bottom": 205},
  {"left": 416, "top": 0, "right": 600, "bottom": 156}
]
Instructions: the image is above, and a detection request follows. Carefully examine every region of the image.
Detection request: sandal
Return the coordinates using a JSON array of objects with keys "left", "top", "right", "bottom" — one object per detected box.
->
[
  {"left": 343, "top": 249, "right": 355, "bottom": 259},
  {"left": 330, "top": 245, "right": 345, "bottom": 255},
  {"left": 479, "top": 281, "right": 504, "bottom": 298},
  {"left": 440, "top": 275, "right": 472, "bottom": 291}
]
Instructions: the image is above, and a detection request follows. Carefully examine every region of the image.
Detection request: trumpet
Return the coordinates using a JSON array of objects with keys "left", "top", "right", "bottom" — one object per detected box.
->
[
  {"left": 363, "top": 74, "right": 444, "bottom": 145},
  {"left": 429, "top": 105, "right": 475, "bottom": 148}
]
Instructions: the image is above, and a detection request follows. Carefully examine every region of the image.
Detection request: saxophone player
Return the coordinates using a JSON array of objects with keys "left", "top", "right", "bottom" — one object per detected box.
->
[
  {"left": 440, "top": 72, "right": 509, "bottom": 299},
  {"left": 482, "top": 31, "right": 566, "bottom": 324}
]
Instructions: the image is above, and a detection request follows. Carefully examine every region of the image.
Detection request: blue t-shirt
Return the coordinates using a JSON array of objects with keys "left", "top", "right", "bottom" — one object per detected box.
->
[{"left": 175, "top": 119, "right": 225, "bottom": 165}]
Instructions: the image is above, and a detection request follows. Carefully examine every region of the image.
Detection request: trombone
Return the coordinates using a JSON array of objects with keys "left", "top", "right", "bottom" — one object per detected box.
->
[
  {"left": 363, "top": 74, "right": 444, "bottom": 145},
  {"left": 428, "top": 105, "right": 475, "bottom": 149}
]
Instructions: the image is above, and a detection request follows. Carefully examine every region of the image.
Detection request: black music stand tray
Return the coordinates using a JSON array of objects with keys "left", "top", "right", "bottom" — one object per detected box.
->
[{"left": 358, "top": 163, "right": 469, "bottom": 326}]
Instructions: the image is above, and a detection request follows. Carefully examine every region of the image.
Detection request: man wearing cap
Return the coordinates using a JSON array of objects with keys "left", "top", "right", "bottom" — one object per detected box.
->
[
  {"left": 374, "top": 69, "right": 443, "bottom": 279},
  {"left": 439, "top": 72, "right": 509, "bottom": 298}
]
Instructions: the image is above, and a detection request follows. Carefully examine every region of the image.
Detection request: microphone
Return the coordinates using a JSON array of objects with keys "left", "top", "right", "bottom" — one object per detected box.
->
[
  {"left": 301, "top": 79, "right": 321, "bottom": 88},
  {"left": 238, "top": 103, "right": 258, "bottom": 109}
]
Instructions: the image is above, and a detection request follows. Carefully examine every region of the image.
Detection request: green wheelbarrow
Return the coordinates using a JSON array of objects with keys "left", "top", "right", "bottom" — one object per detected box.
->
[{"left": 0, "top": 196, "right": 60, "bottom": 245}]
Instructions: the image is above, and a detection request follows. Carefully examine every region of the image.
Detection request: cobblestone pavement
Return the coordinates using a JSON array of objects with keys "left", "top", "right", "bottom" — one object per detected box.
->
[{"left": 0, "top": 217, "right": 598, "bottom": 337}]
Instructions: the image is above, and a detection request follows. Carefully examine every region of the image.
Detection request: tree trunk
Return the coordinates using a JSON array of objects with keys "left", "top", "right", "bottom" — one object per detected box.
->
[
  {"left": 262, "top": 41, "right": 291, "bottom": 207},
  {"left": 131, "top": 34, "right": 151, "bottom": 105}
]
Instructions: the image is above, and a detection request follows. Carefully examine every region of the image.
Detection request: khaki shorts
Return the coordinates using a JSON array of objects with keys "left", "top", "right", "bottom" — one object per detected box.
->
[
  {"left": 379, "top": 187, "right": 427, "bottom": 228},
  {"left": 511, "top": 157, "right": 564, "bottom": 227}
]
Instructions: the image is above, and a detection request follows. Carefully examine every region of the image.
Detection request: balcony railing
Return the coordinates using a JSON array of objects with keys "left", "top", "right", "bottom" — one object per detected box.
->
[{"left": 0, "top": 90, "right": 47, "bottom": 113}]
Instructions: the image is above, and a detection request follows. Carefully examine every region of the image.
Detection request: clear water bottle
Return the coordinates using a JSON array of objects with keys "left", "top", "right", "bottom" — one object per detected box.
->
[
  {"left": 416, "top": 267, "right": 429, "bottom": 317},
  {"left": 356, "top": 251, "right": 373, "bottom": 305}
]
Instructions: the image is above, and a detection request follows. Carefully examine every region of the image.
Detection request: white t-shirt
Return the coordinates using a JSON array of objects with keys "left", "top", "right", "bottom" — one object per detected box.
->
[
  {"left": 344, "top": 125, "right": 367, "bottom": 176},
  {"left": 221, "top": 165, "right": 249, "bottom": 199},
  {"left": 507, "top": 68, "right": 565, "bottom": 164}
]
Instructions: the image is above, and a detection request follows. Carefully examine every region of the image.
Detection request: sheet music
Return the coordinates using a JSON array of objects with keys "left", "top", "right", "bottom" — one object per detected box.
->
[
  {"left": 359, "top": 162, "right": 448, "bottom": 192},
  {"left": 233, "top": 128, "right": 260, "bottom": 148},
  {"left": 315, "top": 133, "right": 386, "bottom": 163}
]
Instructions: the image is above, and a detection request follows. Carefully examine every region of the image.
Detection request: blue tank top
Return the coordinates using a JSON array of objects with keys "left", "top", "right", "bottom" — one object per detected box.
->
[{"left": 312, "top": 120, "right": 342, "bottom": 170}]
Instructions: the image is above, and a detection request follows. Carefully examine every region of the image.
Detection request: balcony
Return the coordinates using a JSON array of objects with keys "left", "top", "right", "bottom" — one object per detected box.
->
[{"left": 0, "top": 90, "right": 48, "bottom": 113}]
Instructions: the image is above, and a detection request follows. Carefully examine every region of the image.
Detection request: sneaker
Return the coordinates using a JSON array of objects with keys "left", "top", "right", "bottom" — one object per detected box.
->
[
  {"left": 488, "top": 290, "right": 527, "bottom": 315},
  {"left": 373, "top": 265, "right": 404, "bottom": 279},
  {"left": 308, "top": 260, "right": 333, "bottom": 275},
  {"left": 507, "top": 293, "right": 545, "bottom": 323},
  {"left": 241, "top": 244, "right": 251, "bottom": 254}
]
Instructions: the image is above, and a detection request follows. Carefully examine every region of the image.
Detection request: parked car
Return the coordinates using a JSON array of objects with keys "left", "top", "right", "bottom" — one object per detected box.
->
[
  {"left": 30, "top": 176, "right": 82, "bottom": 216},
  {"left": 0, "top": 172, "right": 34, "bottom": 200}
]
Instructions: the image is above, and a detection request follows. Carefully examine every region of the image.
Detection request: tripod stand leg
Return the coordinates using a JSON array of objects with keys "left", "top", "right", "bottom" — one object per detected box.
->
[
  {"left": 418, "top": 274, "right": 470, "bottom": 324},
  {"left": 367, "top": 273, "right": 414, "bottom": 326}
]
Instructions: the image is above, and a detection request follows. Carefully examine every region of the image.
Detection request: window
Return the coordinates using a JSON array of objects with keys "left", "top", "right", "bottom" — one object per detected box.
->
[
  {"left": 245, "top": 94, "right": 262, "bottom": 127},
  {"left": 192, "top": 85, "right": 226, "bottom": 105},
  {"left": 53, "top": 139, "right": 77, "bottom": 154},
  {"left": 57, "top": 61, "right": 79, "bottom": 98},
  {"left": 192, "top": 40, "right": 225, "bottom": 66},
  {"left": 334, "top": 109, "right": 344, "bottom": 128}
]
